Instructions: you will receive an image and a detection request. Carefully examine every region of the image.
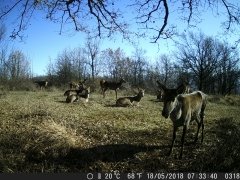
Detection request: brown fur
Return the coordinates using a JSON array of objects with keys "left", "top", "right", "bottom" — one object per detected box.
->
[
  {"left": 34, "top": 80, "right": 48, "bottom": 90},
  {"left": 156, "top": 80, "right": 190, "bottom": 101},
  {"left": 158, "top": 82, "right": 207, "bottom": 159},
  {"left": 69, "top": 78, "right": 87, "bottom": 89},
  {"left": 65, "top": 87, "right": 90, "bottom": 103},
  {"left": 66, "top": 94, "right": 78, "bottom": 103},
  {"left": 65, "top": 79, "right": 87, "bottom": 96},
  {"left": 100, "top": 78, "right": 126, "bottom": 100},
  {"left": 116, "top": 88, "right": 145, "bottom": 107}
]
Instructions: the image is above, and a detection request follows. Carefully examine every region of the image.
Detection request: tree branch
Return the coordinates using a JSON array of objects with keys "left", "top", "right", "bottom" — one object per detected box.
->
[
  {"left": 221, "top": 0, "right": 239, "bottom": 30},
  {"left": 152, "top": 0, "right": 169, "bottom": 43}
]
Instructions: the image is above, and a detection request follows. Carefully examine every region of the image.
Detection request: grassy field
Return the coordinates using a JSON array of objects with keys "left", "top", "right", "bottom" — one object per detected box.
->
[{"left": 0, "top": 90, "right": 240, "bottom": 172}]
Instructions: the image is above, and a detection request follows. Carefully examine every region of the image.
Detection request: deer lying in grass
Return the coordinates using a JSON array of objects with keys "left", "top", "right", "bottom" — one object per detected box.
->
[
  {"left": 158, "top": 82, "right": 207, "bottom": 159},
  {"left": 64, "top": 79, "right": 87, "bottom": 96},
  {"left": 34, "top": 80, "right": 48, "bottom": 90},
  {"left": 69, "top": 78, "right": 87, "bottom": 89},
  {"left": 100, "top": 78, "right": 126, "bottom": 100},
  {"left": 116, "top": 88, "right": 145, "bottom": 107},
  {"left": 66, "top": 87, "right": 90, "bottom": 103}
]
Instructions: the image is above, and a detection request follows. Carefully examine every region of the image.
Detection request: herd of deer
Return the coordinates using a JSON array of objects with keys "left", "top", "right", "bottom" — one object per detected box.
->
[{"left": 35, "top": 78, "right": 207, "bottom": 159}]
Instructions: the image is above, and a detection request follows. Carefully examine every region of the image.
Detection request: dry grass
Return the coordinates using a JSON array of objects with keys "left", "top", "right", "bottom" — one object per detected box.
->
[{"left": 0, "top": 91, "right": 240, "bottom": 172}]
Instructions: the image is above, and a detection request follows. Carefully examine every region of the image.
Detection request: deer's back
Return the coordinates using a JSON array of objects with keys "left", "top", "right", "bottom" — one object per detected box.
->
[
  {"left": 174, "top": 91, "right": 206, "bottom": 123},
  {"left": 116, "top": 97, "right": 132, "bottom": 107}
]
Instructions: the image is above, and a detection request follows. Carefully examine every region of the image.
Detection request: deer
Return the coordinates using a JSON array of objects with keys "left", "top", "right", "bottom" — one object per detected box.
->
[
  {"left": 100, "top": 78, "right": 126, "bottom": 100},
  {"left": 156, "top": 80, "right": 190, "bottom": 100},
  {"left": 34, "top": 80, "right": 48, "bottom": 90},
  {"left": 64, "top": 78, "right": 87, "bottom": 97},
  {"left": 116, "top": 88, "right": 145, "bottom": 107},
  {"left": 66, "top": 87, "right": 90, "bottom": 103},
  {"left": 157, "top": 89, "right": 164, "bottom": 102},
  {"left": 69, "top": 78, "right": 87, "bottom": 90},
  {"left": 158, "top": 82, "right": 207, "bottom": 159}
]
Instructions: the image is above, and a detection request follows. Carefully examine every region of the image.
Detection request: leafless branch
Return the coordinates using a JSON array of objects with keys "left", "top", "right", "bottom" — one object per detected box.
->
[
  {"left": 11, "top": 0, "right": 30, "bottom": 39},
  {"left": 0, "top": 0, "right": 239, "bottom": 43},
  {"left": 153, "top": 0, "right": 169, "bottom": 43},
  {"left": 66, "top": 0, "right": 79, "bottom": 31},
  {"left": 0, "top": 0, "right": 23, "bottom": 19},
  {"left": 221, "top": 0, "right": 240, "bottom": 30}
]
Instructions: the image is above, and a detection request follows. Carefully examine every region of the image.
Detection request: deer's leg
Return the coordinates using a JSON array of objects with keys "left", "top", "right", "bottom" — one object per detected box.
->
[
  {"left": 194, "top": 117, "right": 201, "bottom": 143},
  {"left": 168, "top": 126, "right": 177, "bottom": 156},
  {"left": 201, "top": 122, "right": 204, "bottom": 143},
  {"left": 115, "top": 90, "right": 118, "bottom": 100},
  {"left": 200, "top": 110, "right": 205, "bottom": 143},
  {"left": 103, "top": 89, "right": 106, "bottom": 98},
  {"left": 179, "top": 125, "right": 187, "bottom": 159},
  {"left": 100, "top": 88, "right": 104, "bottom": 97}
]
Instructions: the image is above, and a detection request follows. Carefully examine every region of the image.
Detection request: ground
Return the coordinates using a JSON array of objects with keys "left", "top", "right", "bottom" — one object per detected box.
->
[{"left": 0, "top": 90, "right": 240, "bottom": 172}]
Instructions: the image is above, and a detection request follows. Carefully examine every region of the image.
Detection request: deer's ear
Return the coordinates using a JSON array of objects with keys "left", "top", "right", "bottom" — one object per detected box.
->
[{"left": 156, "top": 81, "right": 166, "bottom": 91}]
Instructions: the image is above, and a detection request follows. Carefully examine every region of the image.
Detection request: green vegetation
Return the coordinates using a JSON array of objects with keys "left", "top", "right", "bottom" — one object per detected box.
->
[{"left": 0, "top": 90, "right": 240, "bottom": 172}]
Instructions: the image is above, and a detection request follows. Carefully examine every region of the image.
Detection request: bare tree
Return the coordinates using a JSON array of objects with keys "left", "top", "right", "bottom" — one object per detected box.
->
[
  {"left": 0, "top": 1, "right": 239, "bottom": 43},
  {"left": 100, "top": 48, "right": 131, "bottom": 80},
  {"left": 52, "top": 47, "right": 87, "bottom": 85},
  {"left": 85, "top": 36, "right": 100, "bottom": 81},
  {"left": 215, "top": 42, "right": 240, "bottom": 95},
  {"left": 6, "top": 50, "right": 30, "bottom": 80},
  {"left": 176, "top": 32, "right": 220, "bottom": 91},
  {"left": 131, "top": 47, "right": 147, "bottom": 86},
  {"left": 0, "top": 23, "right": 8, "bottom": 81}
]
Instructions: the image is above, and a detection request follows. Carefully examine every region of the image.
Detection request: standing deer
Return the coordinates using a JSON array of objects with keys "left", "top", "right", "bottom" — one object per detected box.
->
[
  {"left": 157, "top": 89, "right": 164, "bottom": 101},
  {"left": 158, "top": 82, "right": 207, "bottom": 159},
  {"left": 34, "top": 80, "right": 48, "bottom": 90},
  {"left": 100, "top": 78, "right": 126, "bottom": 100},
  {"left": 66, "top": 87, "right": 90, "bottom": 103},
  {"left": 156, "top": 80, "right": 190, "bottom": 100},
  {"left": 116, "top": 88, "right": 145, "bottom": 107}
]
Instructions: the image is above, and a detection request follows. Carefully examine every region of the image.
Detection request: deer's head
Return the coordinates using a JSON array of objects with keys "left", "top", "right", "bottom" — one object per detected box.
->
[{"left": 157, "top": 81, "right": 185, "bottom": 119}]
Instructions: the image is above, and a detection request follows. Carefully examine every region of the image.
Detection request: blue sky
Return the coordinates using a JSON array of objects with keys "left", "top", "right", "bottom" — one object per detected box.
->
[{"left": 2, "top": 1, "right": 239, "bottom": 76}]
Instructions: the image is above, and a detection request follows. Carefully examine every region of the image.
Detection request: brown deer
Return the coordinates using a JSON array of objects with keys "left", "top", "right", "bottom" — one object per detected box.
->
[
  {"left": 100, "top": 78, "right": 126, "bottom": 100},
  {"left": 158, "top": 82, "right": 207, "bottom": 159},
  {"left": 34, "top": 80, "right": 48, "bottom": 90},
  {"left": 69, "top": 78, "right": 87, "bottom": 89},
  {"left": 116, "top": 88, "right": 145, "bottom": 107},
  {"left": 157, "top": 89, "right": 164, "bottom": 101},
  {"left": 66, "top": 87, "right": 90, "bottom": 103},
  {"left": 156, "top": 80, "right": 190, "bottom": 101},
  {"left": 64, "top": 78, "right": 87, "bottom": 96}
]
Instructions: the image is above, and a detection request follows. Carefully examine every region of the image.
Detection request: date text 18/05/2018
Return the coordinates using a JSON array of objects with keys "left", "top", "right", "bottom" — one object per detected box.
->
[
  {"left": 146, "top": 173, "right": 240, "bottom": 180},
  {"left": 145, "top": 173, "right": 240, "bottom": 180}
]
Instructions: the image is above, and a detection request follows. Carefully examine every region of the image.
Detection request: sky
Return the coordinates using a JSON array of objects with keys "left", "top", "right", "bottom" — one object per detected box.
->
[{"left": 1, "top": 1, "right": 239, "bottom": 76}]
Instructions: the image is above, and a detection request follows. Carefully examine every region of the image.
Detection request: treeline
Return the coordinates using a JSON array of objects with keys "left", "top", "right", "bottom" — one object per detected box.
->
[{"left": 1, "top": 30, "right": 240, "bottom": 94}]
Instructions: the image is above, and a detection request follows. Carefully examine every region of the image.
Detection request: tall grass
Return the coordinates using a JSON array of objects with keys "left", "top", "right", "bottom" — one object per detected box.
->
[{"left": 0, "top": 91, "right": 240, "bottom": 172}]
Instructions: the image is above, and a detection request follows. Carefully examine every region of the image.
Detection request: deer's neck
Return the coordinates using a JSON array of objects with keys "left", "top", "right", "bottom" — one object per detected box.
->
[
  {"left": 129, "top": 94, "right": 142, "bottom": 102},
  {"left": 115, "top": 82, "right": 123, "bottom": 88}
]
